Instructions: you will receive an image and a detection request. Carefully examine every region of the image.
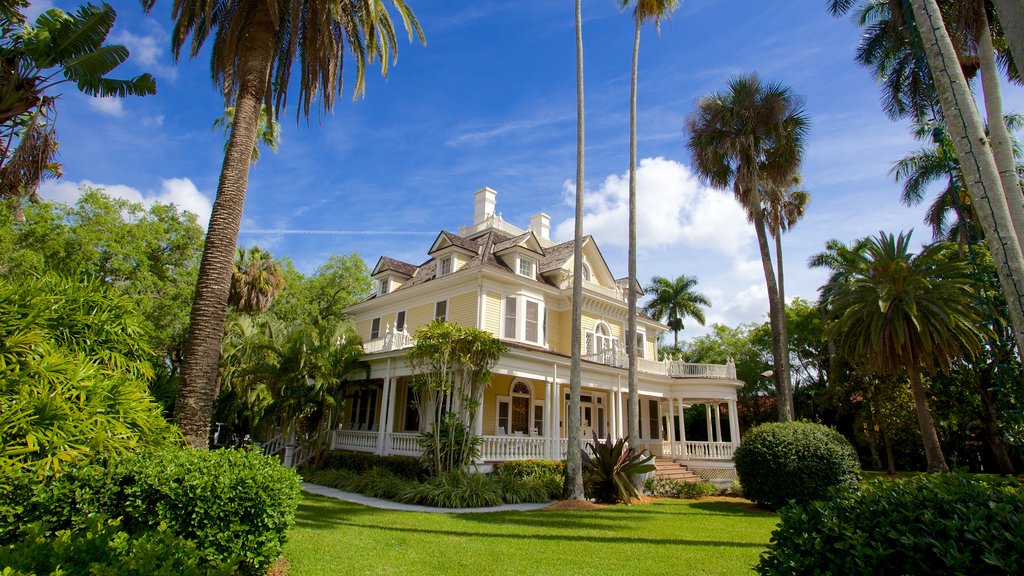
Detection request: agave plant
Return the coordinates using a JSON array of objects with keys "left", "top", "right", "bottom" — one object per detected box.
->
[{"left": 582, "top": 433, "right": 656, "bottom": 504}]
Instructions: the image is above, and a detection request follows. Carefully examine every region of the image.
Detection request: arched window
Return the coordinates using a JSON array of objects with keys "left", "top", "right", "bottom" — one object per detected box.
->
[
  {"left": 581, "top": 262, "right": 592, "bottom": 282},
  {"left": 510, "top": 380, "right": 531, "bottom": 434}
]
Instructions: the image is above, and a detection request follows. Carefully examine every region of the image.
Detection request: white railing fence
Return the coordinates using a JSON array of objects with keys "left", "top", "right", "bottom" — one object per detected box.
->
[
  {"left": 261, "top": 433, "right": 285, "bottom": 457},
  {"left": 362, "top": 324, "right": 415, "bottom": 355},
  {"left": 332, "top": 430, "right": 379, "bottom": 452},
  {"left": 673, "top": 441, "right": 738, "bottom": 460},
  {"left": 479, "top": 435, "right": 547, "bottom": 461},
  {"left": 387, "top": 432, "right": 422, "bottom": 457}
]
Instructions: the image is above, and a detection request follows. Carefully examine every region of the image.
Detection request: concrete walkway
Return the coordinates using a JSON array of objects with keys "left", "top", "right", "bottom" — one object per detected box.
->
[{"left": 302, "top": 483, "right": 552, "bottom": 514}]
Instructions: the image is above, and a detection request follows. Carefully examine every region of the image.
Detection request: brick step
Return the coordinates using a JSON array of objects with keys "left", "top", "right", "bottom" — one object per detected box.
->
[{"left": 652, "top": 458, "right": 703, "bottom": 483}]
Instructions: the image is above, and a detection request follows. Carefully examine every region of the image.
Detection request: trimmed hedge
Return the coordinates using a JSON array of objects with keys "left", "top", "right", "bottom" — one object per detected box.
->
[
  {"left": 757, "top": 474, "right": 1024, "bottom": 575},
  {"left": 0, "top": 447, "right": 301, "bottom": 576},
  {"left": 643, "top": 477, "right": 717, "bottom": 499},
  {"left": 734, "top": 421, "right": 860, "bottom": 509},
  {"left": 491, "top": 459, "right": 564, "bottom": 499},
  {"left": 318, "top": 450, "right": 427, "bottom": 480}
]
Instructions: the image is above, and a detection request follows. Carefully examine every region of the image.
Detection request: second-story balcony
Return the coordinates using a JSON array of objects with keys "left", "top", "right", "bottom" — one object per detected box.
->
[
  {"left": 362, "top": 325, "right": 416, "bottom": 354},
  {"left": 581, "top": 345, "right": 736, "bottom": 379}
]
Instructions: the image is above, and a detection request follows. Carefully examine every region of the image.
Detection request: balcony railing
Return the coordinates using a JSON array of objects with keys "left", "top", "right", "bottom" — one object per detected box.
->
[
  {"left": 362, "top": 324, "right": 415, "bottom": 354},
  {"left": 581, "top": 343, "right": 736, "bottom": 379}
]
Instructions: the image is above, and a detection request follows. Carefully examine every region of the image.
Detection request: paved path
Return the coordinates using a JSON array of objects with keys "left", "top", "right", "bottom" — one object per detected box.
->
[{"left": 301, "top": 483, "right": 552, "bottom": 514}]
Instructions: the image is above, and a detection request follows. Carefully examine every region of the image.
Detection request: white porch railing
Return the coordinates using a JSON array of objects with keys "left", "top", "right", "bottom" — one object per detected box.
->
[
  {"left": 480, "top": 435, "right": 548, "bottom": 461},
  {"left": 362, "top": 324, "right": 415, "bottom": 355},
  {"left": 669, "top": 441, "right": 738, "bottom": 460},
  {"left": 261, "top": 433, "right": 285, "bottom": 457},
  {"left": 332, "top": 430, "right": 378, "bottom": 452},
  {"left": 579, "top": 348, "right": 737, "bottom": 380},
  {"left": 387, "top": 432, "right": 422, "bottom": 457},
  {"left": 667, "top": 361, "right": 736, "bottom": 379}
]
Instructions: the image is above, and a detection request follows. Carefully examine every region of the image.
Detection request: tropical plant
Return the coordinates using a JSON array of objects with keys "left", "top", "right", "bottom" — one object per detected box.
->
[
  {"left": 0, "top": 273, "right": 177, "bottom": 476},
  {"left": 566, "top": 0, "right": 587, "bottom": 501},
  {"left": 406, "top": 321, "right": 506, "bottom": 474},
  {"left": 0, "top": 2, "right": 156, "bottom": 217},
  {"left": 762, "top": 173, "right": 810, "bottom": 323},
  {"left": 229, "top": 245, "right": 286, "bottom": 314},
  {"left": 582, "top": 433, "right": 656, "bottom": 504},
  {"left": 821, "top": 231, "right": 991, "bottom": 471},
  {"left": 212, "top": 103, "right": 280, "bottom": 163},
  {"left": 143, "top": 0, "right": 425, "bottom": 448},
  {"left": 685, "top": 73, "right": 809, "bottom": 421},
  {"left": 642, "top": 274, "right": 711, "bottom": 349},
  {"left": 620, "top": 0, "right": 682, "bottom": 458}
]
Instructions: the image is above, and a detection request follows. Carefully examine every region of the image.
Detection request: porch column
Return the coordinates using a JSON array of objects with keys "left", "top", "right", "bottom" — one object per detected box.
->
[
  {"left": 705, "top": 404, "right": 714, "bottom": 442},
  {"left": 615, "top": 377, "right": 624, "bottom": 441},
  {"left": 474, "top": 392, "right": 484, "bottom": 437},
  {"left": 545, "top": 378, "right": 554, "bottom": 458},
  {"left": 666, "top": 397, "right": 677, "bottom": 461},
  {"left": 728, "top": 399, "right": 740, "bottom": 445},
  {"left": 609, "top": 386, "right": 619, "bottom": 440},
  {"left": 678, "top": 398, "right": 688, "bottom": 458},
  {"left": 376, "top": 378, "right": 392, "bottom": 456},
  {"left": 713, "top": 402, "right": 722, "bottom": 443},
  {"left": 382, "top": 377, "right": 399, "bottom": 456}
]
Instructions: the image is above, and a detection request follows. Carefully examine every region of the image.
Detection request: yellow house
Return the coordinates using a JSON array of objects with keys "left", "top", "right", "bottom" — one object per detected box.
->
[{"left": 335, "top": 187, "right": 742, "bottom": 481}]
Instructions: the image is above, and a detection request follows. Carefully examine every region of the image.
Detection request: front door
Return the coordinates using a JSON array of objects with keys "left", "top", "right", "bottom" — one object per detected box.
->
[{"left": 566, "top": 393, "right": 605, "bottom": 439}]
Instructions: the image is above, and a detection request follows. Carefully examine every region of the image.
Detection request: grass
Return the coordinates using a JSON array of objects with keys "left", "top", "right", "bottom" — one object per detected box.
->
[{"left": 284, "top": 495, "right": 778, "bottom": 576}]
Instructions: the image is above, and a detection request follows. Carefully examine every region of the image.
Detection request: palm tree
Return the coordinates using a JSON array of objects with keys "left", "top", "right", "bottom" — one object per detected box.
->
[
  {"left": 0, "top": 3, "right": 155, "bottom": 219},
  {"left": 822, "top": 231, "right": 990, "bottom": 472},
  {"left": 142, "top": 0, "right": 424, "bottom": 447},
  {"left": 228, "top": 246, "right": 286, "bottom": 314},
  {"left": 992, "top": 0, "right": 1024, "bottom": 72},
  {"left": 212, "top": 104, "right": 281, "bottom": 163},
  {"left": 685, "top": 74, "right": 809, "bottom": 422},
  {"left": 565, "top": 0, "right": 586, "bottom": 501},
  {"left": 642, "top": 275, "right": 710, "bottom": 349},
  {"left": 620, "top": 0, "right": 681, "bottom": 452}
]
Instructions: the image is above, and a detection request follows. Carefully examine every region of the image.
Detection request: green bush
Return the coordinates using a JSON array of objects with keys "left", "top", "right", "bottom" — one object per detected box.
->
[
  {"left": 491, "top": 460, "right": 564, "bottom": 499},
  {"left": 734, "top": 421, "right": 860, "bottom": 509},
  {"left": 0, "top": 448, "right": 300, "bottom": 576},
  {"left": 757, "top": 474, "right": 1024, "bottom": 575},
  {"left": 318, "top": 451, "right": 427, "bottom": 480},
  {"left": 1, "top": 515, "right": 231, "bottom": 576},
  {"left": 402, "top": 470, "right": 504, "bottom": 508},
  {"left": 643, "top": 477, "right": 716, "bottom": 499}
]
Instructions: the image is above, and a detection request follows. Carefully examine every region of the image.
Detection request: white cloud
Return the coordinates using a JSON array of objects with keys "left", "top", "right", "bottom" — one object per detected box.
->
[
  {"left": 553, "top": 157, "right": 753, "bottom": 257},
  {"left": 114, "top": 28, "right": 178, "bottom": 80},
  {"left": 40, "top": 178, "right": 213, "bottom": 229},
  {"left": 142, "top": 115, "right": 165, "bottom": 127},
  {"left": 89, "top": 96, "right": 125, "bottom": 117}
]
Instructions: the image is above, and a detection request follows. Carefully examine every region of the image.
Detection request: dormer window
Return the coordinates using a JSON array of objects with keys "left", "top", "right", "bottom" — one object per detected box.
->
[
  {"left": 438, "top": 256, "right": 453, "bottom": 277},
  {"left": 378, "top": 277, "right": 389, "bottom": 295},
  {"left": 518, "top": 257, "right": 535, "bottom": 278}
]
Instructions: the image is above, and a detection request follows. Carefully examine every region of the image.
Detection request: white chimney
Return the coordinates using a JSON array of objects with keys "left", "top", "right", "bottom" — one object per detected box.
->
[
  {"left": 530, "top": 213, "right": 550, "bottom": 240},
  {"left": 474, "top": 187, "right": 497, "bottom": 225}
]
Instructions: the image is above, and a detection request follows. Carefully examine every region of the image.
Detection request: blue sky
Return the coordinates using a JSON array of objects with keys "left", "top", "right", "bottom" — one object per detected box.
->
[{"left": 32, "top": 0, "right": 1024, "bottom": 340}]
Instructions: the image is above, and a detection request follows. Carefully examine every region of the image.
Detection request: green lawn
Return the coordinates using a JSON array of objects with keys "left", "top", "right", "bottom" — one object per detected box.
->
[{"left": 284, "top": 495, "right": 778, "bottom": 576}]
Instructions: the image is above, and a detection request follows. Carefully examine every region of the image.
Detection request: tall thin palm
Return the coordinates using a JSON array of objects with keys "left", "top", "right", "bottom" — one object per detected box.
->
[
  {"left": 620, "top": 0, "right": 680, "bottom": 452},
  {"left": 142, "top": 0, "right": 424, "bottom": 447},
  {"left": 686, "top": 74, "right": 809, "bottom": 422},
  {"left": 642, "top": 275, "right": 710, "bottom": 349},
  {"left": 565, "top": 0, "right": 586, "bottom": 501},
  {"left": 822, "top": 231, "right": 990, "bottom": 471}
]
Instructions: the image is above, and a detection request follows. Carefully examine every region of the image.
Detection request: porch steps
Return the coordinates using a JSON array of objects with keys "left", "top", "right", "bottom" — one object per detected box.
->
[{"left": 652, "top": 458, "right": 703, "bottom": 483}]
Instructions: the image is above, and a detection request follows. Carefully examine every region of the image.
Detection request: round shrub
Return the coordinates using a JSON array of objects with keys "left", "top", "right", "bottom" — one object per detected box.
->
[
  {"left": 734, "top": 421, "right": 860, "bottom": 509},
  {"left": 757, "top": 474, "right": 1024, "bottom": 575}
]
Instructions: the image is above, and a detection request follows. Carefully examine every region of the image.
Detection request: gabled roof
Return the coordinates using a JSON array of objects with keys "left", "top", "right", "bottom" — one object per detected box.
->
[
  {"left": 538, "top": 237, "right": 583, "bottom": 274},
  {"left": 491, "top": 231, "right": 545, "bottom": 256},
  {"left": 616, "top": 277, "right": 644, "bottom": 296},
  {"left": 372, "top": 256, "right": 417, "bottom": 278},
  {"left": 427, "top": 231, "right": 481, "bottom": 256}
]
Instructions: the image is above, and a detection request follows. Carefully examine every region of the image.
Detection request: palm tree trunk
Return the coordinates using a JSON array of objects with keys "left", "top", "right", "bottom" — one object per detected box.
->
[
  {"left": 626, "top": 17, "right": 641, "bottom": 452},
  {"left": 176, "top": 7, "right": 277, "bottom": 449},
  {"left": 977, "top": 369, "right": 1016, "bottom": 474},
  {"left": 774, "top": 229, "right": 794, "bottom": 418},
  {"left": 977, "top": 6, "right": 1024, "bottom": 248},
  {"left": 991, "top": 0, "right": 1024, "bottom": 80},
  {"left": 908, "top": 0, "right": 1024, "bottom": 356},
  {"left": 751, "top": 204, "right": 792, "bottom": 421},
  {"left": 905, "top": 361, "right": 948, "bottom": 472},
  {"left": 564, "top": 0, "right": 585, "bottom": 501}
]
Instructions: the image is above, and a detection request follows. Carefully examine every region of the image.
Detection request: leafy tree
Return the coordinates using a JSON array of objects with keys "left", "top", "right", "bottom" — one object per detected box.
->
[
  {"left": 822, "top": 231, "right": 990, "bottom": 471},
  {"left": 268, "top": 253, "right": 371, "bottom": 328},
  {"left": 0, "top": 2, "right": 156, "bottom": 217},
  {"left": 406, "top": 321, "right": 506, "bottom": 474},
  {"left": 686, "top": 73, "right": 810, "bottom": 421},
  {"left": 643, "top": 274, "right": 710, "bottom": 349},
  {"left": 146, "top": 0, "right": 425, "bottom": 449}
]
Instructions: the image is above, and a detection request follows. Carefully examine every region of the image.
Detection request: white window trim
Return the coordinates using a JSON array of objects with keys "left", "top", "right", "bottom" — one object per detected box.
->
[
  {"left": 635, "top": 328, "right": 646, "bottom": 359},
  {"left": 378, "top": 277, "right": 389, "bottom": 295},
  {"left": 516, "top": 255, "right": 535, "bottom": 278},
  {"left": 501, "top": 294, "right": 546, "bottom": 346},
  {"left": 437, "top": 255, "right": 454, "bottom": 278},
  {"left": 434, "top": 299, "right": 448, "bottom": 322},
  {"left": 395, "top": 310, "right": 406, "bottom": 332},
  {"left": 370, "top": 317, "right": 381, "bottom": 340}
]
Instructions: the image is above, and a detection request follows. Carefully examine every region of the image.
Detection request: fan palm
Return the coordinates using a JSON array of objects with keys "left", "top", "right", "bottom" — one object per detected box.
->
[
  {"left": 762, "top": 172, "right": 810, "bottom": 365},
  {"left": 228, "top": 245, "right": 285, "bottom": 314},
  {"left": 685, "top": 74, "right": 809, "bottom": 421},
  {"left": 620, "top": 0, "right": 681, "bottom": 452},
  {"left": 141, "top": 0, "right": 424, "bottom": 447},
  {"left": 642, "top": 274, "right": 710, "bottom": 349},
  {"left": 822, "top": 231, "right": 990, "bottom": 472}
]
